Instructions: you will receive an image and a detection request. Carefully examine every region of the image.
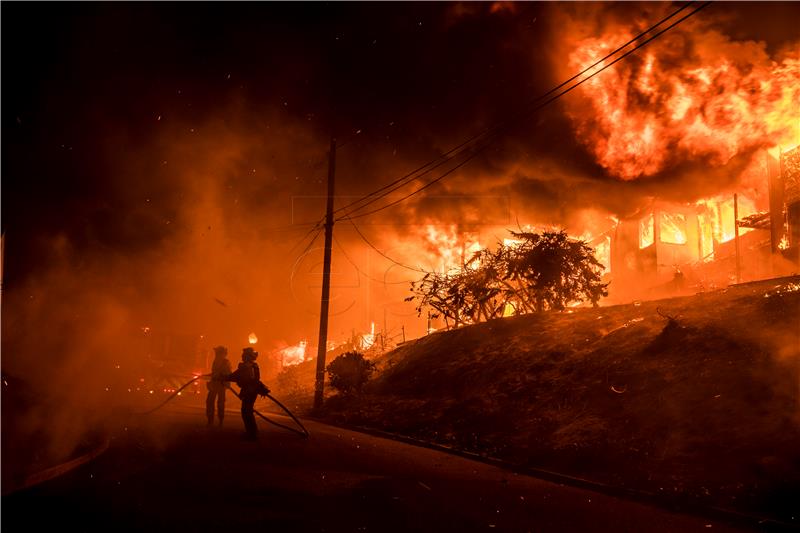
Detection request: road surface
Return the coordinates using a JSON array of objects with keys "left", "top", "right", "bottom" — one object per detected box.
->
[{"left": 3, "top": 403, "right": 750, "bottom": 532}]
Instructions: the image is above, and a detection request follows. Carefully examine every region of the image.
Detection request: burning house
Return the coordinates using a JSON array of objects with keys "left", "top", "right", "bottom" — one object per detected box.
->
[{"left": 604, "top": 146, "right": 800, "bottom": 302}]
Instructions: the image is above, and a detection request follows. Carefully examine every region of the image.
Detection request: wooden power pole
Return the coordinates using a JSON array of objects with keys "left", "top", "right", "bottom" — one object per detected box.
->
[
  {"left": 734, "top": 193, "right": 741, "bottom": 284},
  {"left": 314, "top": 137, "right": 336, "bottom": 411}
]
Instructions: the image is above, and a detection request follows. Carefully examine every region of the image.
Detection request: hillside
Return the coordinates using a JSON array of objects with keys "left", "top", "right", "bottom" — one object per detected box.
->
[{"left": 307, "top": 276, "right": 800, "bottom": 522}]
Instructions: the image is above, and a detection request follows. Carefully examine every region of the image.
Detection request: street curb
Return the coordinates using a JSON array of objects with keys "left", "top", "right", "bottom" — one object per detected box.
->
[
  {"left": 306, "top": 417, "right": 797, "bottom": 532},
  {"left": 7, "top": 438, "right": 111, "bottom": 495}
]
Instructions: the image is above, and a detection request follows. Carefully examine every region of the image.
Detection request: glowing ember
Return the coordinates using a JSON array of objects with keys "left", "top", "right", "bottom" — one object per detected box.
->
[{"left": 248, "top": 332, "right": 258, "bottom": 344}]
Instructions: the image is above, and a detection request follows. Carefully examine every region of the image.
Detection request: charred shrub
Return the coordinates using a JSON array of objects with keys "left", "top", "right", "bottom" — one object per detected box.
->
[
  {"left": 326, "top": 351, "right": 375, "bottom": 395},
  {"left": 647, "top": 309, "right": 690, "bottom": 354}
]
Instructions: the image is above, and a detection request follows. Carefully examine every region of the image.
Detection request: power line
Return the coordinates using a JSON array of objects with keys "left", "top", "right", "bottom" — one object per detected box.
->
[
  {"left": 291, "top": 222, "right": 325, "bottom": 258},
  {"left": 346, "top": 218, "right": 428, "bottom": 273},
  {"left": 339, "top": 147, "right": 480, "bottom": 221},
  {"left": 336, "top": 1, "right": 711, "bottom": 222},
  {"left": 332, "top": 234, "right": 413, "bottom": 286},
  {"left": 262, "top": 220, "right": 324, "bottom": 233},
  {"left": 333, "top": 1, "right": 706, "bottom": 222},
  {"left": 330, "top": 2, "right": 695, "bottom": 220},
  {"left": 294, "top": 3, "right": 710, "bottom": 284}
]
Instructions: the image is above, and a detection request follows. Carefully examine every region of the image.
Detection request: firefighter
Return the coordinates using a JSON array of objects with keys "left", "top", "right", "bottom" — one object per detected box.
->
[
  {"left": 225, "top": 347, "right": 270, "bottom": 440},
  {"left": 206, "top": 346, "right": 232, "bottom": 426}
]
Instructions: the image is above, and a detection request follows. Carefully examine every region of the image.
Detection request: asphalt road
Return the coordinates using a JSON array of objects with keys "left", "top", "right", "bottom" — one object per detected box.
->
[{"left": 3, "top": 403, "right": 750, "bottom": 532}]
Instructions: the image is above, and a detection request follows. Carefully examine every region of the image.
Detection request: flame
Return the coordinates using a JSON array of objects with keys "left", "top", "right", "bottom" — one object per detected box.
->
[
  {"left": 278, "top": 340, "right": 307, "bottom": 367},
  {"left": 697, "top": 196, "right": 755, "bottom": 244},
  {"left": 423, "top": 225, "right": 460, "bottom": 273},
  {"left": 357, "top": 322, "right": 377, "bottom": 351},
  {"left": 639, "top": 214, "right": 654, "bottom": 249},
  {"left": 660, "top": 213, "right": 688, "bottom": 245},
  {"left": 634, "top": 195, "right": 757, "bottom": 261},
  {"left": 248, "top": 332, "right": 258, "bottom": 344},
  {"left": 566, "top": 23, "right": 800, "bottom": 180},
  {"left": 421, "top": 225, "right": 482, "bottom": 273},
  {"left": 594, "top": 236, "right": 611, "bottom": 273}
]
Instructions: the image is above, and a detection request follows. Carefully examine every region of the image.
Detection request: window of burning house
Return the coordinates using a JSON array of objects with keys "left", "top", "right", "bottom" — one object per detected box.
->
[
  {"left": 717, "top": 198, "right": 755, "bottom": 242},
  {"left": 695, "top": 196, "right": 756, "bottom": 256},
  {"left": 659, "top": 212, "right": 687, "bottom": 245},
  {"left": 697, "top": 211, "right": 715, "bottom": 260},
  {"left": 594, "top": 236, "right": 611, "bottom": 273},
  {"left": 639, "top": 213, "right": 654, "bottom": 248}
]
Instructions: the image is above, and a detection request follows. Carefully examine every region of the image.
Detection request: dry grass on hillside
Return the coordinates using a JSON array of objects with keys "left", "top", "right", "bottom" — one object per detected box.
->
[{"left": 318, "top": 277, "right": 800, "bottom": 520}]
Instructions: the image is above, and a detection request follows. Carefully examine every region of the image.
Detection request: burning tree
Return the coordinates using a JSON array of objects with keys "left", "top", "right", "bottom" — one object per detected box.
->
[
  {"left": 499, "top": 230, "right": 608, "bottom": 312},
  {"left": 408, "top": 230, "right": 608, "bottom": 327}
]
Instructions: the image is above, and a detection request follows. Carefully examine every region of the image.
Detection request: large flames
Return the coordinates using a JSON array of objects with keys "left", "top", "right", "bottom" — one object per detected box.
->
[
  {"left": 422, "top": 225, "right": 482, "bottom": 273},
  {"left": 278, "top": 340, "right": 307, "bottom": 367},
  {"left": 566, "top": 19, "right": 800, "bottom": 180}
]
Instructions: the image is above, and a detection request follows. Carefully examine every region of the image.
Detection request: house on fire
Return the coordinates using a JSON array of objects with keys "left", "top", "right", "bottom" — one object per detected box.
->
[{"left": 596, "top": 146, "right": 800, "bottom": 302}]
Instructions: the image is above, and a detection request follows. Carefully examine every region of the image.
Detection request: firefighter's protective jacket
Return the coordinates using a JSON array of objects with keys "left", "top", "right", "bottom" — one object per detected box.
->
[{"left": 227, "top": 361, "right": 270, "bottom": 396}]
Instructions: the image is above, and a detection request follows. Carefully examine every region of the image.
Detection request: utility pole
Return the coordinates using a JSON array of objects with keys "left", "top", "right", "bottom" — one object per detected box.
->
[
  {"left": 313, "top": 137, "right": 336, "bottom": 411},
  {"left": 734, "top": 193, "right": 741, "bottom": 284}
]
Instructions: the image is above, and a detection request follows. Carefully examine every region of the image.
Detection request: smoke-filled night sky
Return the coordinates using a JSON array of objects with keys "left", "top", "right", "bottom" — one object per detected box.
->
[{"left": 2, "top": 2, "right": 799, "bottom": 417}]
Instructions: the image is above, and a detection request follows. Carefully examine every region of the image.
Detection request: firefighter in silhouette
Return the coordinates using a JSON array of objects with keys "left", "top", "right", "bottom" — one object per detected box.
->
[
  {"left": 225, "top": 347, "right": 270, "bottom": 440},
  {"left": 206, "top": 346, "right": 232, "bottom": 426}
]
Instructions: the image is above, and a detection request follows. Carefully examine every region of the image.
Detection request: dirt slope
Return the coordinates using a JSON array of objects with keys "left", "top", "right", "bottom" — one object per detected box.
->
[{"left": 317, "top": 276, "right": 800, "bottom": 521}]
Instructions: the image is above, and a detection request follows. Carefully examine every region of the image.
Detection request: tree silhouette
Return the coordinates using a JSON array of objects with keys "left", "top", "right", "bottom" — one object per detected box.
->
[
  {"left": 501, "top": 230, "right": 608, "bottom": 312},
  {"left": 326, "top": 351, "right": 376, "bottom": 394},
  {"left": 408, "top": 229, "right": 608, "bottom": 326}
]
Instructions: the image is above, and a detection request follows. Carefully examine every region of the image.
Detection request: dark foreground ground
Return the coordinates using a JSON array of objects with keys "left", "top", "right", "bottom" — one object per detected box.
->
[
  {"left": 2, "top": 405, "right": 753, "bottom": 533},
  {"left": 276, "top": 277, "right": 800, "bottom": 524}
]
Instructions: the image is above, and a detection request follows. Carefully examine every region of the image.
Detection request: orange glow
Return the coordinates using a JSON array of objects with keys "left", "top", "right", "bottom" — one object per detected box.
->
[
  {"left": 567, "top": 30, "right": 800, "bottom": 180},
  {"left": 358, "top": 322, "right": 377, "bottom": 351},
  {"left": 422, "top": 225, "right": 482, "bottom": 273},
  {"left": 594, "top": 236, "right": 611, "bottom": 273},
  {"left": 660, "top": 213, "right": 688, "bottom": 245},
  {"left": 639, "top": 214, "right": 654, "bottom": 249},
  {"left": 278, "top": 340, "right": 307, "bottom": 367},
  {"left": 248, "top": 332, "right": 258, "bottom": 344},
  {"left": 697, "top": 196, "right": 755, "bottom": 245}
]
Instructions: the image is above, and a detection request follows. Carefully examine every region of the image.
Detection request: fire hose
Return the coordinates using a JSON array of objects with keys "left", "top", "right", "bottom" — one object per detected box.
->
[
  {"left": 225, "top": 385, "right": 309, "bottom": 438},
  {"left": 138, "top": 374, "right": 309, "bottom": 438}
]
